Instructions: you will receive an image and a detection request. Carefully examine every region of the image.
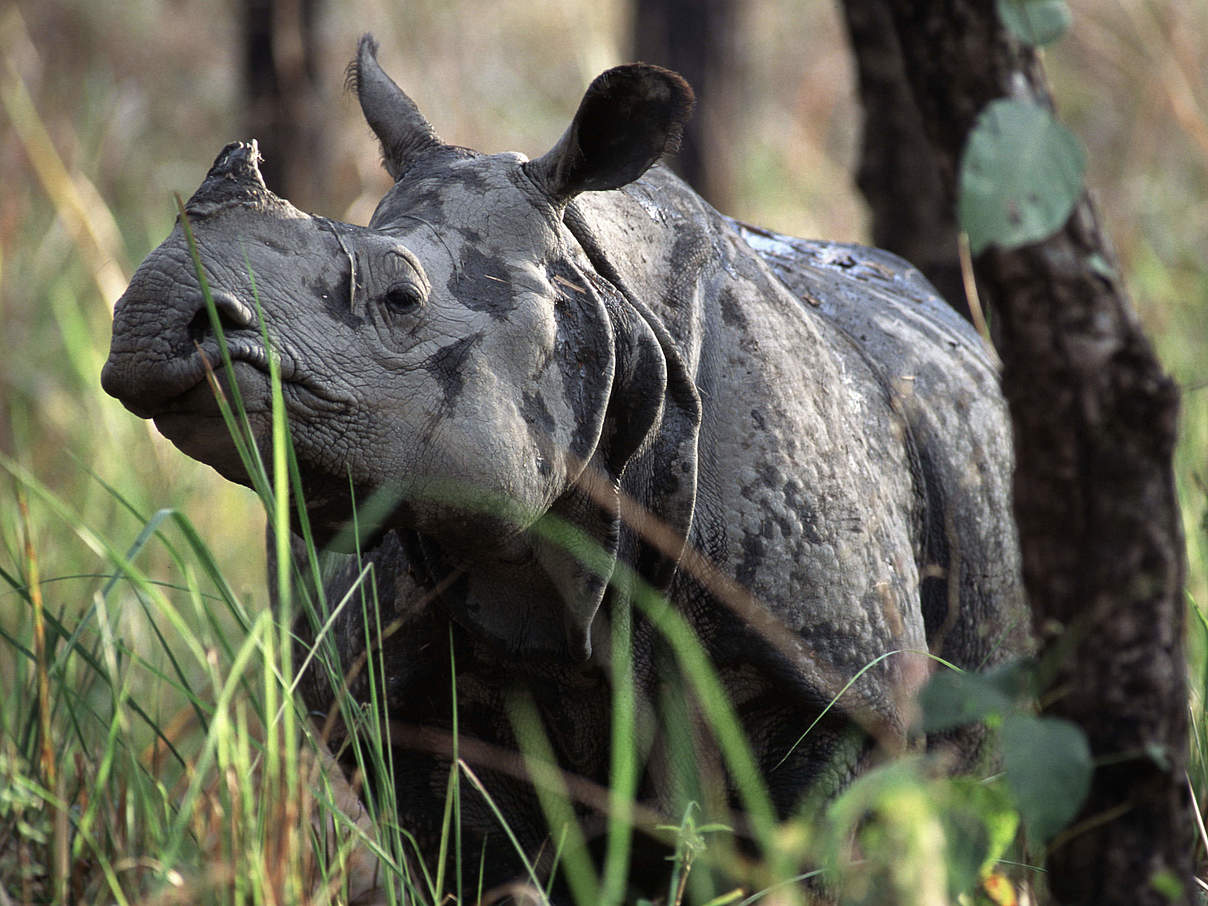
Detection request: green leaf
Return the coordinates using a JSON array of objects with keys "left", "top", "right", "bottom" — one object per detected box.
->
[
  {"left": 918, "top": 669, "right": 1013, "bottom": 733},
  {"left": 942, "top": 782, "right": 1019, "bottom": 889},
  {"left": 958, "top": 98, "right": 1086, "bottom": 255},
  {"left": 941, "top": 779, "right": 1018, "bottom": 896},
  {"left": 1001, "top": 714, "right": 1092, "bottom": 844},
  {"left": 980, "top": 657, "right": 1038, "bottom": 702},
  {"left": 997, "top": 0, "right": 1072, "bottom": 46},
  {"left": 1148, "top": 868, "right": 1184, "bottom": 900}
]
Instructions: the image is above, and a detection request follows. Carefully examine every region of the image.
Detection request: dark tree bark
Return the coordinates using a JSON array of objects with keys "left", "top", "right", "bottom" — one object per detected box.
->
[
  {"left": 840, "top": 1, "right": 1191, "bottom": 901},
  {"left": 838, "top": 0, "right": 967, "bottom": 318},
  {"left": 242, "top": 0, "right": 326, "bottom": 210},
  {"left": 632, "top": 0, "right": 742, "bottom": 211}
]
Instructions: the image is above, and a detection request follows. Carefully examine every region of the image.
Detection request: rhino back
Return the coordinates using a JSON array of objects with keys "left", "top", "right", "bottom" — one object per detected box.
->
[{"left": 735, "top": 224, "right": 1026, "bottom": 673}]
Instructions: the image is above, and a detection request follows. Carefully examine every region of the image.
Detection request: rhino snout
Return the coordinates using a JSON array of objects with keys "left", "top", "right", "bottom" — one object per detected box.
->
[{"left": 101, "top": 283, "right": 260, "bottom": 418}]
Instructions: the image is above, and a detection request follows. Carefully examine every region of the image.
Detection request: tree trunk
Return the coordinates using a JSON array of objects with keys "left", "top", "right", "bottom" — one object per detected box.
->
[
  {"left": 242, "top": 0, "right": 326, "bottom": 210},
  {"left": 632, "top": 0, "right": 742, "bottom": 211},
  {"left": 843, "top": 0, "right": 1192, "bottom": 901},
  {"left": 837, "top": 0, "right": 967, "bottom": 318}
]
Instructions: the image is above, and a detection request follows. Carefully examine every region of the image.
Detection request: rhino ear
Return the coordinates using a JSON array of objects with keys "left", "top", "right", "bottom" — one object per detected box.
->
[
  {"left": 525, "top": 64, "right": 695, "bottom": 204},
  {"left": 349, "top": 34, "right": 444, "bottom": 179}
]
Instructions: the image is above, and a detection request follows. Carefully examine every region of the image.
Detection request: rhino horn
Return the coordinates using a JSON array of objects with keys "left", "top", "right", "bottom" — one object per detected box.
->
[
  {"left": 184, "top": 140, "right": 278, "bottom": 214},
  {"left": 349, "top": 34, "right": 443, "bottom": 180}
]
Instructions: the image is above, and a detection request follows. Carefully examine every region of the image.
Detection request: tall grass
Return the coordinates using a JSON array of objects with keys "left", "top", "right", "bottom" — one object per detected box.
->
[
  {"left": 1, "top": 358, "right": 390, "bottom": 903},
  {"left": 0, "top": 355, "right": 1038, "bottom": 906}
]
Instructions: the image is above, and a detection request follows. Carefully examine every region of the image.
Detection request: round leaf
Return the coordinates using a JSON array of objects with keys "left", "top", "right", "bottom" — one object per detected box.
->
[
  {"left": 1001, "top": 714, "right": 1092, "bottom": 844},
  {"left": 919, "top": 669, "right": 1013, "bottom": 733},
  {"left": 997, "top": 0, "right": 1072, "bottom": 46},
  {"left": 958, "top": 98, "right": 1086, "bottom": 255}
]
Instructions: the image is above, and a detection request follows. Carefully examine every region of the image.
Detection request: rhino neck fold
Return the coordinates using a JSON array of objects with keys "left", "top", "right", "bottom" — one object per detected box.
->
[
  {"left": 561, "top": 200, "right": 702, "bottom": 584},
  {"left": 561, "top": 200, "right": 701, "bottom": 453}
]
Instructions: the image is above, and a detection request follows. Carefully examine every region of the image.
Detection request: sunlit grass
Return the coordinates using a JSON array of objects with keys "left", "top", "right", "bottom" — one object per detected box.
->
[{"left": 1, "top": 427, "right": 1041, "bottom": 904}]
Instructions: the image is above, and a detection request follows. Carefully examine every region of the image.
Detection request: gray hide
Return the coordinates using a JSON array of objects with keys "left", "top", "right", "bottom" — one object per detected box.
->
[{"left": 101, "top": 35, "right": 1025, "bottom": 896}]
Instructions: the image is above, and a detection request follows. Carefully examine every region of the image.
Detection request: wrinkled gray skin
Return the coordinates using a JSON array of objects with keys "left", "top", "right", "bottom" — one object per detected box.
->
[{"left": 102, "top": 36, "right": 1024, "bottom": 897}]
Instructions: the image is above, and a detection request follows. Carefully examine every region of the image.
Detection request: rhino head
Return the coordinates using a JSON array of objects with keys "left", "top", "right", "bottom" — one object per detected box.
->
[{"left": 101, "top": 37, "right": 697, "bottom": 662}]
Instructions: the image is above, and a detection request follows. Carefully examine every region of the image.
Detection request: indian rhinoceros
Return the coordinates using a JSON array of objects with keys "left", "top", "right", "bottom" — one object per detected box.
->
[{"left": 101, "top": 35, "right": 1025, "bottom": 898}]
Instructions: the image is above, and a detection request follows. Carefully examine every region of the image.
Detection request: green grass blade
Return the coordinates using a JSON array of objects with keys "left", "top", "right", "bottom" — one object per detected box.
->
[
  {"left": 507, "top": 689, "right": 600, "bottom": 905},
  {"left": 601, "top": 576, "right": 637, "bottom": 906},
  {"left": 458, "top": 759, "right": 548, "bottom": 900}
]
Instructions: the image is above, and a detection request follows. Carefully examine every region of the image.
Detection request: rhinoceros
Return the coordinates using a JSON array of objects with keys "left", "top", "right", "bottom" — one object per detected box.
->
[{"left": 101, "top": 35, "right": 1024, "bottom": 898}]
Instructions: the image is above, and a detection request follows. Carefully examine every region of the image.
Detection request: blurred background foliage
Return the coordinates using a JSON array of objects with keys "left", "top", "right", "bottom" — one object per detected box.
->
[
  {"left": 1, "top": 2, "right": 1206, "bottom": 900},
  {"left": 1, "top": 0, "right": 1205, "bottom": 656}
]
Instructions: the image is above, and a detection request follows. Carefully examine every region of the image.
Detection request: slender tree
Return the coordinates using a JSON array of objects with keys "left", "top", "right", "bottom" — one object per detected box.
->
[
  {"left": 840, "top": 1, "right": 1190, "bottom": 901},
  {"left": 838, "top": 0, "right": 967, "bottom": 318},
  {"left": 242, "top": 0, "right": 327, "bottom": 210},
  {"left": 632, "top": 0, "right": 742, "bottom": 211}
]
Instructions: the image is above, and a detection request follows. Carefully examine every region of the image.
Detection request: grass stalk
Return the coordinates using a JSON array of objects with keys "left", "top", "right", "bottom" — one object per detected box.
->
[
  {"left": 458, "top": 759, "right": 547, "bottom": 897},
  {"left": 16, "top": 490, "right": 55, "bottom": 804},
  {"left": 0, "top": 9, "right": 129, "bottom": 307},
  {"left": 507, "top": 689, "right": 601, "bottom": 906},
  {"left": 601, "top": 580, "right": 637, "bottom": 906}
]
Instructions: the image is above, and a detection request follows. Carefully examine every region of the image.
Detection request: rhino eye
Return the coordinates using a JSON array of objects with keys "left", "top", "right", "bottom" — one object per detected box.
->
[{"left": 383, "top": 283, "right": 424, "bottom": 314}]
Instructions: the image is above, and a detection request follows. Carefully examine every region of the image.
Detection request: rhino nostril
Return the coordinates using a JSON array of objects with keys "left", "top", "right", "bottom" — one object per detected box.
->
[
  {"left": 188, "top": 307, "right": 235, "bottom": 344},
  {"left": 186, "top": 290, "right": 256, "bottom": 344}
]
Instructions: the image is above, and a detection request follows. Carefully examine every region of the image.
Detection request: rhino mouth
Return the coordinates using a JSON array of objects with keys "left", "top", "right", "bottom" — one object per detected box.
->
[
  {"left": 104, "top": 325, "right": 347, "bottom": 488},
  {"left": 121, "top": 332, "right": 347, "bottom": 421},
  {"left": 103, "top": 280, "right": 353, "bottom": 421}
]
